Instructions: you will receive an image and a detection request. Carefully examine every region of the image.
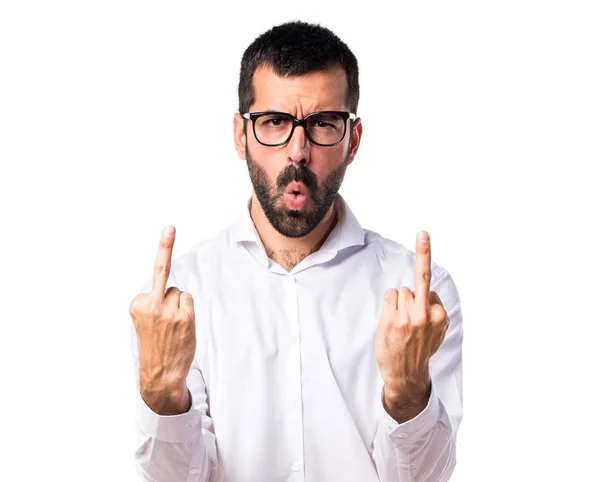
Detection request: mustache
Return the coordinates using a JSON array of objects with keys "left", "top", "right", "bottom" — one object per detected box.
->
[{"left": 276, "top": 164, "right": 318, "bottom": 191}]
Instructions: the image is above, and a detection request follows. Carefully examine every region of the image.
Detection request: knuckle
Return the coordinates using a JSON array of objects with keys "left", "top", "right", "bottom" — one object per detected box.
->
[
  {"left": 154, "top": 263, "right": 169, "bottom": 276},
  {"left": 384, "top": 288, "right": 398, "bottom": 301},
  {"left": 398, "top": 286, "right": 412, "bottom": 296},
  {"left": 176, "top": 312, "right": 193, "bottom": 326},
  {"left": 165, "top": 286, "right": 180, "bottom": 298},
  {"left": 431, "top": 305, "right": 447, "bottom": 323},
  {"left": 181, "top": 292, "right": 195, "bottom": 306},
  {"left": 130, "top": 294, "right": 151, "bottom": 320},
  {"left": 128, "top": 296, "right": 140, "bottom": 317},
  {"left": 149, "top": 305, "right": 162, "bottom": 320},
  {"left": 411, "top": 314, "right": 428, "bottom": 327},
  {"left": 162, "top": 310, "right": 177, "bottom": 324},
  {"left": 381, "top": 315, "right": 395, "bottom": 329},
  {"left": 393, "top": 313, "right": 410, "bottom": 328},
  {"left": 442, "top": 318, "right": 450, "bottom": 331}
]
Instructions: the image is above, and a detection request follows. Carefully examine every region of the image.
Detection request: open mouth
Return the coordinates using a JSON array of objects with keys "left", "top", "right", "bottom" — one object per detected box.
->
[
  {"left": 285, "top": 182, "right": 308, "bottom": 209},
  {"left": 285, "top": 182, "right": 306, "bottom": 195}
]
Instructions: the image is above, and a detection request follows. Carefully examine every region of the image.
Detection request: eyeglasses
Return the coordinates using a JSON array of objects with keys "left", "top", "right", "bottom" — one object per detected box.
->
[{"left": 243, "top": 111, "right": 357, "bottom": 147}]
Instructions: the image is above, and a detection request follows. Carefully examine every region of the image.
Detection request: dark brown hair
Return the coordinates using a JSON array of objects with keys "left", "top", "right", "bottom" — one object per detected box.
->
[{"left": 237, "top": 21, "right": 360, "bottom": 114}]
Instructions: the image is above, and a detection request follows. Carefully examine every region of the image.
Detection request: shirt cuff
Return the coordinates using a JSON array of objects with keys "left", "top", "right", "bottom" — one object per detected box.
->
[
  {"left": 136, "top": 390, "right": 203, "bottom": 444},
  {"left": 379, "top": 383, "right": 441, "bottom": 446}
]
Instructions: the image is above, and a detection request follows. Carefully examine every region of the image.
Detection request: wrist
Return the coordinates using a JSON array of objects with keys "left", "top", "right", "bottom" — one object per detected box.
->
[
  {"left": 384, "top": 382, "right": 430, "bottom": 406},
  {"left": 140, "top": 382, "right": 191, "bottom": 415},
  {"left": 382, "top": 382, "right": 431, "bottom": 424},
  {"left": 384, "top": 379, "right": 430, "bottom": 403}
]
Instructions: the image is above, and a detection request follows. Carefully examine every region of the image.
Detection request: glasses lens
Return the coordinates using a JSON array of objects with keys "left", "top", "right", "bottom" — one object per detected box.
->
[
  {"left": 306, "top": 113, "right": 346, "bottom": 145},
  {"left": 254, "top": 113, "right": 293, "bottom": 145}
]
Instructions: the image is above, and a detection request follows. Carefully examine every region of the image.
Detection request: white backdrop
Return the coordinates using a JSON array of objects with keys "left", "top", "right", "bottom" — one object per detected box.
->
[{"left": 1, "top": 1, "right": 599, "bottom": 481}]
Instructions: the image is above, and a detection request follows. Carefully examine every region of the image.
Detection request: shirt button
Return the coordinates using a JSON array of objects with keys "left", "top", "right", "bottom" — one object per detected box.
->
[
  {"left": 291, "top": 462, "right": 301, "bottom": 472},
  {"left": 397, "top": 433, "right": 408, "bottom": 438},
  {"left": 190, "top": 468, "right": 200, "bottom": 475},
  {"left": 290, "top": 399, "right": 298, "bottom": 408},
  {"left": 290, "top": 335, "right": 298, "bottom": 345}
]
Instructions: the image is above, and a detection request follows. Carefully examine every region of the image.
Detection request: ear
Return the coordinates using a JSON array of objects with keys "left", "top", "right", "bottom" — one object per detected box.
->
[
  {"left": 233, "top": 112, "right": 247, "bottom": 160},
  {"left": 346, "top": 117, "right": 363, "bottom": 166}
]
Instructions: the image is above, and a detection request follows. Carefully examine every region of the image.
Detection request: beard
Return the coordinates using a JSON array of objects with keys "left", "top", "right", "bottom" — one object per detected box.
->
[{"left": 246, "top": 145, "right": 349, "bottom": 238}]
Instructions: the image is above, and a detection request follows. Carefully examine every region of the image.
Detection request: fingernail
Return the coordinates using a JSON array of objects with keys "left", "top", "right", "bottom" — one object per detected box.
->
[
  {"left": 384, "top": 289, "right": 395, "bottom": 300},
  {"left": 419, "top": 231, "right": 429, "bottom": 242},
  {"left": 163, "top": 225, "right": 174, "bottom": 236}
]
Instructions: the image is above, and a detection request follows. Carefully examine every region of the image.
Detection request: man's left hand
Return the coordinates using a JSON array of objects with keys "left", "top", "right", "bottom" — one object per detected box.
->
[{"left": 375, "top": 231, "right": 449, "bottom": 419}]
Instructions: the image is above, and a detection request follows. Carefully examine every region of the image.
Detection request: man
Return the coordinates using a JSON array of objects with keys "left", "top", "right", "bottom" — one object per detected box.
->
[{"left": 130, "top": 21, "right": 463, "bottom": 482}]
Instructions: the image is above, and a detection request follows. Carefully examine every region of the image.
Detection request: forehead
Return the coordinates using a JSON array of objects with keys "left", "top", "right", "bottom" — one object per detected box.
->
[{"left": 251, "top": 64, "right": 348, "bottom": 112}]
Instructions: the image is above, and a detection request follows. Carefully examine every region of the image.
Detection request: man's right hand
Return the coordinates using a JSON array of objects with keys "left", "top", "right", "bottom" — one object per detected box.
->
[{"left": 129, "top": 225, "right": 196, "bottom": 415}]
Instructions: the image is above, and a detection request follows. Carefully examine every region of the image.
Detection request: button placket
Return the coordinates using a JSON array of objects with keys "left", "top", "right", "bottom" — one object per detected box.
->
[{"left": 284, "top": 275, "right": 304, "bottom": 477}]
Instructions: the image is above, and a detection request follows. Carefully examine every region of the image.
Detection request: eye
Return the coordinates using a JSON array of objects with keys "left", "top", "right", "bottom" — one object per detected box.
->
[
  {"left": 259, "top": 114, "right": 292, "bottom": 128},
  {"left": 315, "top": 120, "right": 335, "bottom": 128},
  {"left": 308, "top": 113, "right": 344, "bottom": 130}
]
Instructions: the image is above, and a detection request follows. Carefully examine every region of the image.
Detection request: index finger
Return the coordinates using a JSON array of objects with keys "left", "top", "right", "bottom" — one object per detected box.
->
[
  {"left": 414, "top": 230, "right": 431, "bottom": 312},
  {"left": 151, "top": 225, "right": 175, "bottom": 302}
]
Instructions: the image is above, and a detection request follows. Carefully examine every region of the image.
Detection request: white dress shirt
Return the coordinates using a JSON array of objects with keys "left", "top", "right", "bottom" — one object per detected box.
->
[{"left": 131, "top": 194, "right": 463, "bottom": 482}]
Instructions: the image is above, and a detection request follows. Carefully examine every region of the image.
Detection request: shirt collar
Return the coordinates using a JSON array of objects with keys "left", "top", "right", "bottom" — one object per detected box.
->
[{"left": 232, "top": 193, "right": 365, "bottom": 256}]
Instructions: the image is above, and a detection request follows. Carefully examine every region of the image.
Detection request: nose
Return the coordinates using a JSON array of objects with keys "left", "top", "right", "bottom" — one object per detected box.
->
[{"left": 287, "top": 123, "right": 310, "bottom": 166}]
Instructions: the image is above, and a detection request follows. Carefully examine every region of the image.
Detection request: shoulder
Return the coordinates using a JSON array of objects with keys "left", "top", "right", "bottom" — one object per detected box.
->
[
  {"left": 362, "top": 228, "right": 451, "bottom": 288},
  {"left": 168, "top": 228, "right": 229, "bottom": 285}
]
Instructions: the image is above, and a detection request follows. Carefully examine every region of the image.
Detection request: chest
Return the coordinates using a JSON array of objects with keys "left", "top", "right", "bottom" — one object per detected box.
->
[{"left": 195, "top": 262, "right": 390, "bottom": 393}]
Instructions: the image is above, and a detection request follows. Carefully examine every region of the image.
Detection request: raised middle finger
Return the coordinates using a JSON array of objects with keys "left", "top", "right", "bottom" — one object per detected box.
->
[{"left": 414, "top": 230, "right": 432, "bottom": 313}]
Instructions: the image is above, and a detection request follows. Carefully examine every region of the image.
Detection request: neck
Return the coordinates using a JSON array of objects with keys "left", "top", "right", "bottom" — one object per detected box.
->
[{"left": 249, "top": 193, "right": 339, "bottom": 271}]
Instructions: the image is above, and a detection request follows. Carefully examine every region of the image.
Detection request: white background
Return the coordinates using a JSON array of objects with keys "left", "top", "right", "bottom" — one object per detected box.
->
[{"left": 1, "top": 1, "right": 599, "bottom": 481}]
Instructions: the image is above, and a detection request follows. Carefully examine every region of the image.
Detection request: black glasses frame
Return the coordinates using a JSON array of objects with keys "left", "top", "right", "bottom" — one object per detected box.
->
[{"left": 242, "top": 110, "right": 357, "bottom": 147}]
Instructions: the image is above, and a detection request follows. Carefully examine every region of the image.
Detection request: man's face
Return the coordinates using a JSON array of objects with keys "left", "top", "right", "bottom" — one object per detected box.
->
[{"left": 234, "top": 65, "right": 362, "bottom": 238}]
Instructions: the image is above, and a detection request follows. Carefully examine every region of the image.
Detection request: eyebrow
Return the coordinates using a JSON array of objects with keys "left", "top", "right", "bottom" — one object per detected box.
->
[{"left": 257, "top": 108, "right": 341, "bottom": 116}]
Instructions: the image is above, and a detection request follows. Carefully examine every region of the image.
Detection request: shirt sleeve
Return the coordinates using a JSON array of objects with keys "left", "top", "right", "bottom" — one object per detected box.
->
[
  {"left": 131, "top": 277, "right": 219, "bottom": 482},
  {"left": 372, "top": 270, "right": 463, "bottom": 482}
]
